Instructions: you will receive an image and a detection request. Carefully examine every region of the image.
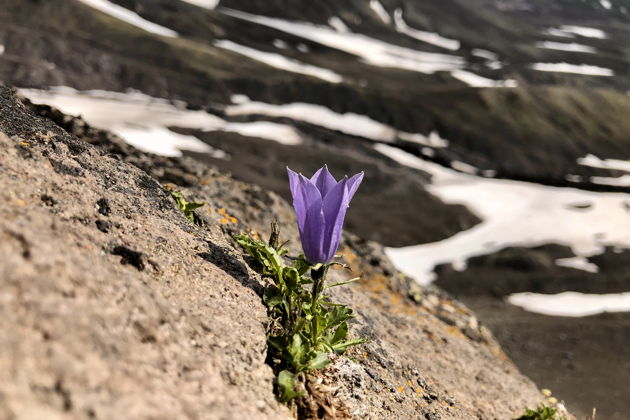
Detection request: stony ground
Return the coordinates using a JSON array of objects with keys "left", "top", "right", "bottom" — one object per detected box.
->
[{"left": 0, "top": 85, "right": 558, "bottom": 419}]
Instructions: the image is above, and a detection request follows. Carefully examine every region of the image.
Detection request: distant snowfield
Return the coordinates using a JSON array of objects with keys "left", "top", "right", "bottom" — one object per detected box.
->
[
  {"left": 508, "top": 292, "right": 630, "bottom": 317},
  {"left": 450, "top": 70, "right": 517, "bottom": 88},
  {"left": 579, "top": 154, "right": 630, "bottom": 186},
  {"left": 77, "top": 0, "right": 178, "bottom": 38},
  {"left": 369, "top": 0, "right": 391, "bottom": 24},
  {"left": 531, "top": 62, "right": 614, "bottom": 76},
  {"left": 19, "top": 87, "right": 302, "bottom": 156},
  {"left": 555, "top": 256, "right": 599, "bottom": 273},
  {"left": 215, "top": 40, "right": 343, "bottom": 83},
  {"left": 180, "top": 0, "right": 219, "bottom": 9},
  {"left": 545, "top": 25, "right": 607, "bottom": 39},
  {"left": 0, "top": 45, "right": 4, "bottom": 55},
  {"left": 375, "top": 144, "right": 630, "bottom": 287},
  {"left": 536, "top": 41, "right": 596, "bottom": 53},
  {"left": 578, "top": 154, "right": 630, "bottom": 172},
  {"left": 226, "top": 96, "right": 448, "bottom": 147},
  {"left": 393, "top": 9, "right": 460, "bottom": 51},
  {"left": 221, "top": 8, "right": 464, "bottom": 74}
]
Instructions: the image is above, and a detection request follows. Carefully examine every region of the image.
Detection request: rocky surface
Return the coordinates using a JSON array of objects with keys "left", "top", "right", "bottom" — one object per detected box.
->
[{"left": 0, "top": 85, "right": 556, "bottom": 419}]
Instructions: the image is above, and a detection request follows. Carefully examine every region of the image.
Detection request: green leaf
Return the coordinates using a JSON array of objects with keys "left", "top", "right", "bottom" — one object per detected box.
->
[
  {"left": 326, "top": 306, "right": 354, "bottom": 330},
  {"left": 292, "top": 255, "right": 311, "bottom": 275},
  {"left": 329, "top": 321, "right": 348, "bottom": 346},
  {"left": 263, "top": 286, "right": 283, "bottom": 308},
  {"left": 287, "top": 333, "right": 308, "bottom": 369},
  {"left": 306, "top": 352, "right": 331, "bottom": 370},
  {"left": 277, "top": 370, "right": 303, "bottom": 402},
  {"left": 323, "top": 277, "right": 360, "bottom": 290},
  {"left": 332, "top": 338, "right": 368, "bottom": 354},
  {"left": 282, "top": 267, "right": 300, "bottom": 293}
]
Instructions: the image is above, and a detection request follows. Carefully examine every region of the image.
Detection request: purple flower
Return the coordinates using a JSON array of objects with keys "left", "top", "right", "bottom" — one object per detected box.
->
[{"left": 287, "top": 166, "right": 364, "bottom": 264}]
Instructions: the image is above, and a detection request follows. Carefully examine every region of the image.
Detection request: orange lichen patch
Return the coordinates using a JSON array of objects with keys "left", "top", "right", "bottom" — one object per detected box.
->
[
  {"left": 397, "top": 386, "right": 404, "bottom": 393},
  {"left": 15, "top": 199, "right": 25, "bottom": 206},
  {"left": 407, "top": 380, "right": 413, "bottom": 387},
  {"left": 164, "top": 183, "right": 174, "bottom": 191},
  {"left": 19, "top": 142, "right": 29, "bottom": 147},
  {"left": 217, "top": 208, "right": 238, "bottom": 224},
  {"left": 445, "top": 325, "right": 467, "bottom": 341},
  {"left": 244, "top": 227, "right": 260, "bottom": 241}
]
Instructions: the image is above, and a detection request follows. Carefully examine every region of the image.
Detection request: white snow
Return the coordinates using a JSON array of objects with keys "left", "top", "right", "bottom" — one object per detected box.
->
[
  {"left": 450, "top": 70, "right": 517, "bottom": 88},
  {"left": 600, "top": 0, "right": 612, "bottom": 10},
  {"left": 221, "top": 8, "right": 464, "bottom": 74},
  {"left": 399, "top": 131, "right": 449, "bottom": 148},
  {"left": 180, "top": 0, "right": 219, "bottom": 9},
  {"left": 215, "top": 40, "right": 343, "bottom": 83},
  {"left": 471, "top": 49, "right": 498, "bottom": 61},
  {"left": 77, "top": 0, "right": 178, "bottom": 38},
  {"left": 531, "top": 62, "right": 613, "bottom": 76},
  {"left": 545, "top": 25, "right": 607, "bottom": 39},
  {"left": 590, "top": 175, "right": 630, "bottom": 187},
  {"left": 471, "top": 49, "right": 503, "bottom": 69},
  {"left": 369, "top": 0, "right": 391, "bottom": 24},
  {"left": 393, "top": 9, "right": 460, "bottom": 51},
  {"left": 451, "top": 160, "right": 479, "bottom": 175},
  {"left": 536, "top": 41, "right": 596, "bottom": 53},
  {"left": 578, "top": 154, "right": 630, "bottom": 172},
  {"left": 374, "top": 144, "right": 630, "bottom": 285},
  {"left": 272, "top": 39, "right": 288, "bottom": 49},
  {"left": 555, "top": 256, "right": 599, "bottom": 273},
  {"left": 226, "top": 99, "right": 447, "bottom": 147},
  {"left": 0, "top": 45, "right": 4, "bottom": 55},
  {"left": 328, "top": 17, "right": 350, "bottom": 33},
  {"left": 508, "top": 291, "right": 630, "bottom": 317},
  {"left": 19, "top": 87, "right": 302, "bottom": 156}
]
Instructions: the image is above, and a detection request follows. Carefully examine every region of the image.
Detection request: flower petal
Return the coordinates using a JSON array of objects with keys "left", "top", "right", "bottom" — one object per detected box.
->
[
  {"left": 346, "top": 172, "right": 364, "bottom": 201},
  {"left": 321, "top": 177, "right": 350, "bottom": 262},
  {"left": 310, "top": 165, "right": 337, "bottom": 198},
  {"left": 298, "top": 174, "right": 326, "bottom": 263},
  {"left": 287, "top": 167, "right": 307, "bottom": 231}
]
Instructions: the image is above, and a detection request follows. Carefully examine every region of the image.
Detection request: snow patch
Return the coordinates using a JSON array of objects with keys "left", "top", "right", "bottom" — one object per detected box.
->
[
  {"left": 450, "top": 70, "right": 517, "bottom": 88},
  {"left": 221, "top": 8, "right": 464, "bottom": 74},
  {"left": 545, "top": 25, "right": 607, "bottom": 39},
  {"left": 508, "top": 292, "right": 630, "bottom": 317},
  {"left": 531, "top": 62, "right": 613, "bottom": 76},
  {"left": 393, "top": 9, "right": 460, "bottom": 51},
  {"left": 273, "top": 39, "right": 288, "bottom": 49},
  {"left": 578, "top": 154, "right": 630, "bottom": 172},
  {"left": 555, "top": 256, "right": 599, "bottom": 273},
  {"left": 590, "top": 175, "right": 630, "bottom": 187},
  {"left": 600, "top": 0, "right": 612, "bottom": 10},
  {"left": 374, "top": 144, "right": 630, "bottom": 285},
  {"left": 77, "top": 0, "right": 178, "bottom": 38},
  {"left": 0, "top": 45, "right": 4, "bottom": 55},
  {"left": 180, "top": 0, "right": 219, "bottom": 9},
  {"left": 328, "top": 17, "right": 349, "bottom": 33},
  {"left": 20, "top": 87, "right": 301, "bottom": 156},
  {"left": 536, "top": 41, "right": 596, "bottom": 53},
  {"left": 226, "top": 99, "right": 448, "bottom": 147},
  {"left": 369, "top": 0, "right": 391, "bottom": 24},
  {"left": 215, "top": 40, "right": 343, "bottom": 83}
]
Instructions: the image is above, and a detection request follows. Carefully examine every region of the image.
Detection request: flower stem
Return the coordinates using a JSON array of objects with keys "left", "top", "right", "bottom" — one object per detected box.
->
[{"left": 310, "top": 265, "right": 328, "bottom": 347}]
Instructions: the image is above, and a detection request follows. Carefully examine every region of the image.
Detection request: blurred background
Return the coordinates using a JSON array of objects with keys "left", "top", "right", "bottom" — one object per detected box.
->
[{"left": 2, "top": 0, "right": 630, "bottom": 417}]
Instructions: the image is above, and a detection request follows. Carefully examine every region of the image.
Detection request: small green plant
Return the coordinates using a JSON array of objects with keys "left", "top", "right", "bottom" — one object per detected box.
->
[
  {"left": 515, "top": 404, "right": 566, "bottom": 420},
  {"left": 171, "top": 191, "right": 204, "bottom": 223},
  {"left": 235, "top": 165, "right": 366, "bottom": 403},
  {"left": 234, "top": 228, "right": 365, "bottom": 402}
]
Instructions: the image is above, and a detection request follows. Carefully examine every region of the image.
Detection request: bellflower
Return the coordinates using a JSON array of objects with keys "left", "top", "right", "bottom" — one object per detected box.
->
[{"left": 287, "top": 166, "right": 363, "bottom": 264}]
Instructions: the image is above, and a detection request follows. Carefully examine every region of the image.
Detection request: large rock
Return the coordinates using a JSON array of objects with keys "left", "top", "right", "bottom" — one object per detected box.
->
[{"left": 0, "top": 85, "right": 553, "bottom": 419}]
